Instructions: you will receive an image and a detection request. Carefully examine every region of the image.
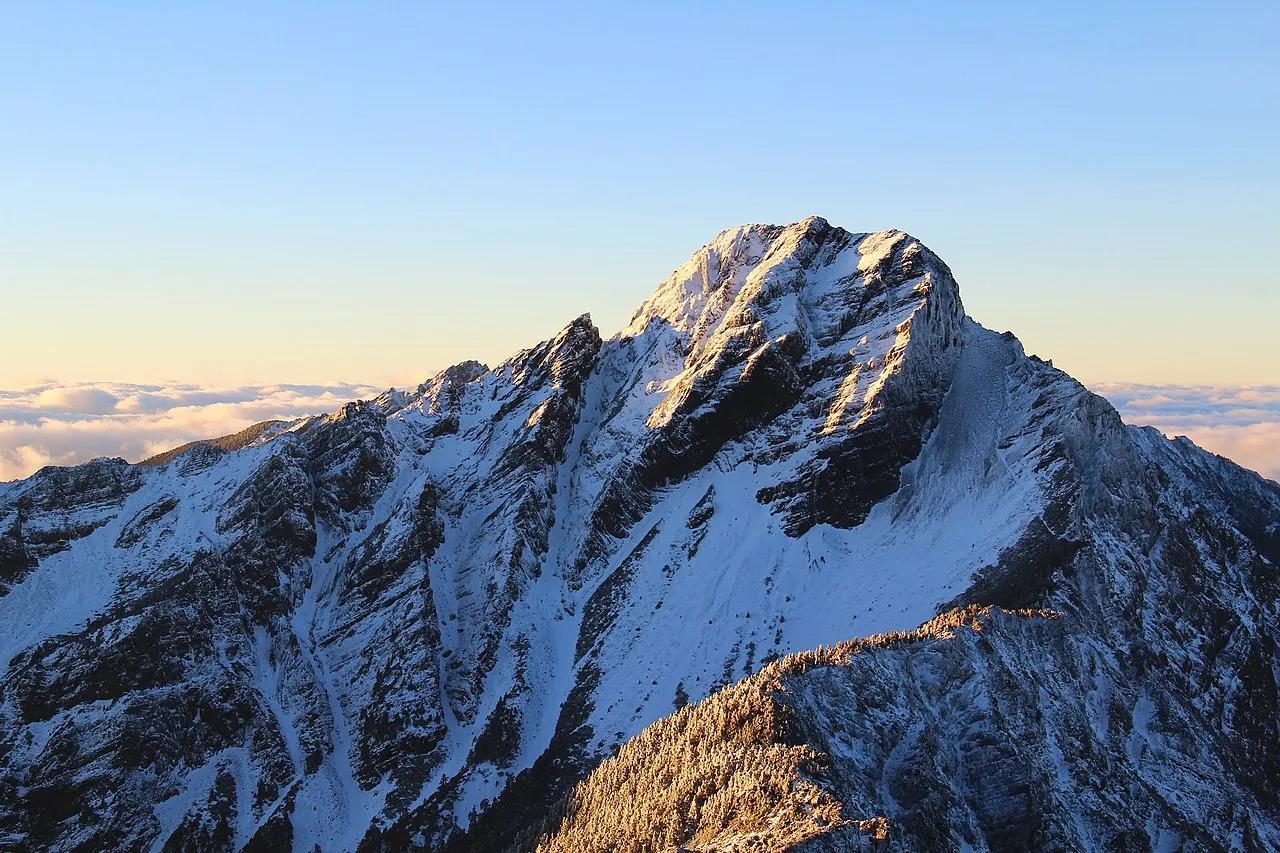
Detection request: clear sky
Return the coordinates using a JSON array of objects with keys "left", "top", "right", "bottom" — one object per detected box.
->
[{"left": 2, "top": 1, "right": 1277, "bottom": 389}]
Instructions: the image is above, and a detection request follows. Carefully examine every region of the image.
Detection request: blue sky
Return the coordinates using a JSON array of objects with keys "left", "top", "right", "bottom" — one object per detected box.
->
[{"left": 2, "top": 1, "right": 1277, "bottom": 388}]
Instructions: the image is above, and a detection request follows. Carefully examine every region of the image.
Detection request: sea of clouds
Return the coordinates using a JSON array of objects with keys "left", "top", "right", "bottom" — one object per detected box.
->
[
  {"left": 0, "top": 380, "right": 1276, "bottom": 483},
  {"left": 0, "top": 381, "right": 383, "bottom": 481},
  {"left": 1089, "top": 383, "right": 1279, "bottom": 479}
]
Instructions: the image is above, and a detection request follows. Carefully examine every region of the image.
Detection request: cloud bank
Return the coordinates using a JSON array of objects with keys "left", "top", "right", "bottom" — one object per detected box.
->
[
  {"left": 1091, "top": 383, "right": 1280, "bottom": 480},
  {"left": 0, "top": 381, "right": 383, "bottom": 481},
  {"left": 0, "top": 381, "right": 1275, "bottom": 483}
]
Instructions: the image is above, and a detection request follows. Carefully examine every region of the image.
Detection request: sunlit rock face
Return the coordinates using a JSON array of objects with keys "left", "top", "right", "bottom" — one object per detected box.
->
[{"left": 1, "top": 218, "right": 1277, "bottom": 852}]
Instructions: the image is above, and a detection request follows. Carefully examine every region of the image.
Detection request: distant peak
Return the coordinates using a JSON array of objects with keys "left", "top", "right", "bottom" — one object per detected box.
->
[
  {"left": 798, "top": 214, "right": 832, "bottom": 232},
  {"left": 551, "top": 313, "right": 599, "bottom": 347},
  {"left": 441, "top": 359, "right": 488, "bottom": 382},
  {"left": 407, "top": 360, "right": 488, "bottom": 406}
]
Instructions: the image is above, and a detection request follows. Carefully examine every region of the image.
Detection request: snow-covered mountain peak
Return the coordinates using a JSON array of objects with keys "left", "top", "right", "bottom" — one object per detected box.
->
[
  {"left": 2, "top": 220, "right": 1277, "bottom": 852},
  {"left": 495, "top": 312, "right": 600, "bottom": 388},
  {"left": 622, "top": 219, "right": 958, "bottom": 384},
  {"left": 599, "top": 218, "right": 966, "bottom": 537}
]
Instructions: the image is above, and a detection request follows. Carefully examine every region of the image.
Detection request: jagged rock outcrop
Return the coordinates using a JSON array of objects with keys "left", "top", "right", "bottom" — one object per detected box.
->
[{"left": 1, "top": 218, "right": 1276, "bottom": 851}]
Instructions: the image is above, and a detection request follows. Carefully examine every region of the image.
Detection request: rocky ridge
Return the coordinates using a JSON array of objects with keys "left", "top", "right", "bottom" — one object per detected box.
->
[{"left": 0, "top": 217, "right": 1276, "bottom": 851}]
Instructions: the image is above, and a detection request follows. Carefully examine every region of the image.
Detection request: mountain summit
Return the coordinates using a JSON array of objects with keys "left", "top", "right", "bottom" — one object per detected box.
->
[{"left": 2, "top": 220, "right": 1277, "bottom": 851}]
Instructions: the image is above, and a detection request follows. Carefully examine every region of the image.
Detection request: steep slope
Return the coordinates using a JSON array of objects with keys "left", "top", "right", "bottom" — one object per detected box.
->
[
  {"left": 1, "top": 217, "right": 1276, "bottom": 851},
  {"left": 536, "top": 456, "right": 1280, "bottom": 850}
]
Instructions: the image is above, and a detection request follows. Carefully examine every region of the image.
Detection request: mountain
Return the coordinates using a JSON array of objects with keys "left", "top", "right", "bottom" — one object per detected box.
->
[{"left": 1, "top": 217, "right": 1277, "bottom": 851}]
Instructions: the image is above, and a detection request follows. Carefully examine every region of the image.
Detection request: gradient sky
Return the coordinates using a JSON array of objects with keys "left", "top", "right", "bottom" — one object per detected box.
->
[{"left": 2, "top": 2, "right": 1277, "bottom": 390}]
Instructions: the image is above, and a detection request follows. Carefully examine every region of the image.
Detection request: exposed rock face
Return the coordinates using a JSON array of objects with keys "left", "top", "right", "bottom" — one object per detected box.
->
[
  {"left": 2, "top": 458, "right": 142, "bottom": 582},
  {"left": 533, "top": 414, "right": 1280, "bottom": 850},
  {"left": 0, "top": 218, "right": 1276, "bottom": 851}
]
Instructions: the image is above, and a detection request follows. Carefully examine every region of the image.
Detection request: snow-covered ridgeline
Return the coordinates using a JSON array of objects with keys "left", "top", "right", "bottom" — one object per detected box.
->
[{"left": 1, "top": 218, "right": 1276, "bottom": 851}]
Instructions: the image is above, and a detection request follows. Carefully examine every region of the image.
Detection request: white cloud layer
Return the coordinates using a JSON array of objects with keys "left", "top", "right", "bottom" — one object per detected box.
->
[
  {"left": 0, "top": 381, "right": 1275, "bottom": 483},
  {"left": 1091, "top": 383, "right": 1280, "bottom": 480},
  {"left": 0, "top": 381, "right": 382, "bottom": 481}
]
